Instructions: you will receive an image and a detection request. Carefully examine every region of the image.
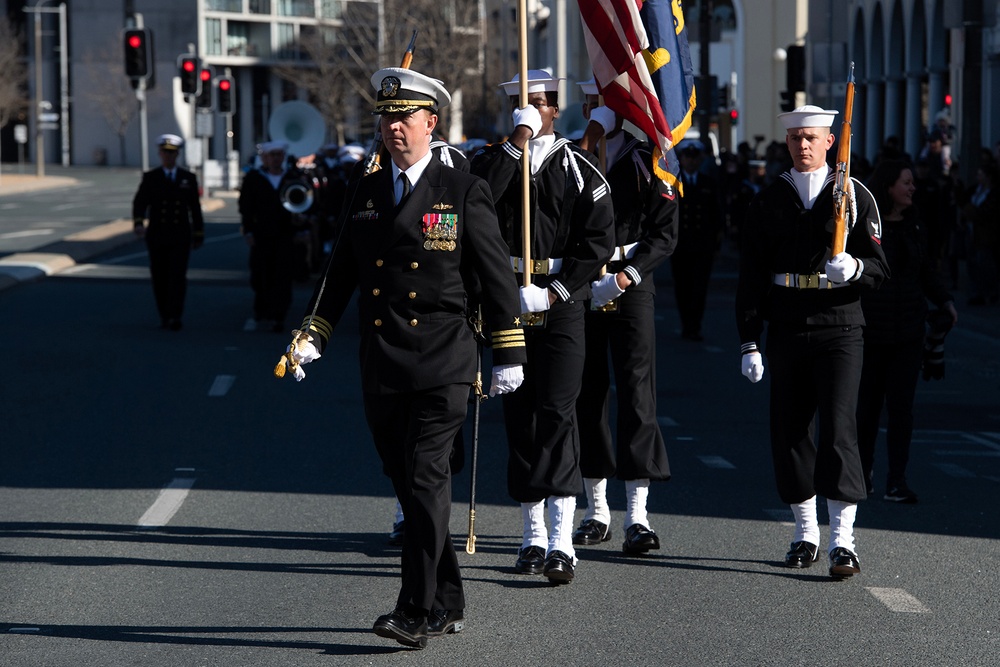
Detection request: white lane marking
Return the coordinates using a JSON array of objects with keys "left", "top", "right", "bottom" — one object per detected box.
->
[
  {"left": 8, "top": 627, "right": 41, "bottom": 634},
  {"left": 208, "top": 374, "right": 236, "bottom": 396},
  {"left": 764, "top": 508, "right": 795, "bottom": 524},
  {"left": 866, "top": 588, "right": 930, "bottom": 613},
  {"left": 243, "top": 318, "right": 258, "bottom": 332},
  {"left": 933, "top": 462, "right": 976, "bottom": 478},
  {"left": 137, "top": 477, "right": 195, "bottom": 528},
  {"left": 698, "top": 455, "right": 736, "bottom": 469},
  {"left": 657, "top": 416, "right": 678, "bottom": 427},
  {"left": 962, "top": 432, "right": 1000, "bottom": 452},
  {"left": 0, "top": 229, "right": 54, "bottom": 239}
]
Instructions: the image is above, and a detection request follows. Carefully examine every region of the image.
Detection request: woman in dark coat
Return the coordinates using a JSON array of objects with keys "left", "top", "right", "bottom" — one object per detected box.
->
[{"left": 857, "top": 160, "right": 958, "bottom": 503}]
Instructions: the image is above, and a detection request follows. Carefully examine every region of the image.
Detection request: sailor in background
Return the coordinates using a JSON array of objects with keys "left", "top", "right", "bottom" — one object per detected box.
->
[
  {"left": 132, "top": 133, "right": 204, "bottom": 331},
  {"left": 572, "top": 79, "right": 678, "bottom": 555},
  {"left": 735, "top": 105, "right": 888, "bottom": 580}
]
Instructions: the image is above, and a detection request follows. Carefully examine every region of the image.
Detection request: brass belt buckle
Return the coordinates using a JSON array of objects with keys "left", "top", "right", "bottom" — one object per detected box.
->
[
  {"left": 590, "top": 298, "right": 619, "bottom": 313},
  {"left": 531, "top": 259, "right": 549, "bottom": 275},
  {"left": 521, "top": 311, "right": 547, "bottom": 327}
]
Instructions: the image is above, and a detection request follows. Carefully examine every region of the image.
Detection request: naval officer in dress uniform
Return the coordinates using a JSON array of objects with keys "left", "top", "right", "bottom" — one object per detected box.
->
[
  {"left": 735, "top": 105, "right": 888, "bottom": 579},
  {"left": 132, "top": 133, "right": 204, "bottom": 330},
  {"left": 288, "top": 67, "right": 526, "bottom": 648},
  {"left": 572, "top": 79, "right": 678, "bottom": 555},
  {"left": 470, "top": 70, "right": 614, "bottom": 583}
]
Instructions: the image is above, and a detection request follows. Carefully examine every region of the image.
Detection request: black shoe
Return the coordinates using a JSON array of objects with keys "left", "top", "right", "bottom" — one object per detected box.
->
[
  {"left": 784, "top": 541, "right": 820, "bottom": 568},
  {"left": 373, "top": 608, "right": 428, "bottom": 648},
  {"left": 884, "top": 484, "right": 918, "bottom": 504},
  {"left": 388, "top": 520, "right": 405, "bottom": 546},
  {"left": 829, "top": 547, "right": 861, "bottom": 580},
  {"left": 514, "top": 545, "right": 546, "bottom": 575},
  {"left": 622, "top": 524, "right": 660, "bottom": 554},
  {"left": 543, "top": 550, "right": 575, "bottom": 584},
  {"left": 427, "top": 609, "right": 465, "bottom": 637},
  {"left": 572, "top": 518, "right": 612, "bottom": 546}
]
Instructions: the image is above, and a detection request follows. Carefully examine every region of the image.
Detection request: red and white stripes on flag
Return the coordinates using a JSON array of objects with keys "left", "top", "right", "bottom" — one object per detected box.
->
[{"left": 579, "top": 0, "right": 674, "bottom": 159}]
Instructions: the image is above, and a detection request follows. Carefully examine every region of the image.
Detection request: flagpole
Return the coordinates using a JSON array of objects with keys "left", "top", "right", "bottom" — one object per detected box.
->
[{"left": 517, "top": 0, "right": 531, "bottom": 288}]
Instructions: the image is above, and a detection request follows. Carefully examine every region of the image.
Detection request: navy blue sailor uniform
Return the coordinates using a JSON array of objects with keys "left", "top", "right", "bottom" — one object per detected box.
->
[
  {"left": 576, "top": 132, "right": 678, "bottom": 482},
  {"left": 298, "top": 156, "right": 525, "bottom": 616},
  {"left": 735, "top": 170, "right": 889, "bottom": 504},
  {"left": 471, "top": 134, "right": 615, "bottom": 502},
  {"left": 132, "top": 165, "right": 204, "bottom": 325}
]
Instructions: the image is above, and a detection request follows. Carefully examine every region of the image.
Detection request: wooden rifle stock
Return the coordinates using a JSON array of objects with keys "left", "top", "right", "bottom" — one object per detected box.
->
[
  {"left": 832, "top": 63, "right": 856, "bottom": 256},
  {"left": 362, "top": 31, "right": 419, "bottom": 176}
]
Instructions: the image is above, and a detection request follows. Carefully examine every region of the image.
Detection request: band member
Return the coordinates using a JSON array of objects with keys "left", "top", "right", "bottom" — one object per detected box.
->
[
  {"left": 132, "top": 133, "right": 204, "bottom": 330},
  {"left": 572, "top": 80, "right": 678, "bottom": 554},
  {"left": 288, "top": 68, "right": 526, "bottom": 648},
  {"left": 736, "top": 106, "right": 888, "bottom": 580},
  {"left": 471, "top": 70, "right": 614, "bottom": 583}
]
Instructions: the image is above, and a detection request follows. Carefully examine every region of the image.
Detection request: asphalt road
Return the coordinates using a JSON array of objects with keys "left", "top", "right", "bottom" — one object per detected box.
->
[{"left": 1, "top": 172, "right": 998, "bottom": 666}]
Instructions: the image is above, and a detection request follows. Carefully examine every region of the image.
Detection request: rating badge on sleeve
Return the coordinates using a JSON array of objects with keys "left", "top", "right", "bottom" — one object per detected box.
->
[{"left": 421, "top": 213, "right": 457, "bottom": 251}]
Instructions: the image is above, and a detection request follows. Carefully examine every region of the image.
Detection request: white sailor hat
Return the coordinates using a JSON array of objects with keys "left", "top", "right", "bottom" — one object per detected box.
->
[
  {"left": 498, "top": 69, "right": 564, "bottom": 97},
  {"left": 158, "top": 134, "right": 184, "bottom": 151},
  {"left": 577, "top": 77, "right": 599, "bottom": 96},
  {"left": 748, "top": 159, "right": 767, "bottom": 168},
  {"left": 258, "top": 140, "right": 289, "bottom": 154},
  {"left": 337, "top": 144, "right": 366, "bottom": 164},
  {"left": 777, "top": 105, "right": 838, "bottom": 130},
  {"left": 371, "top": 67, "right": 450, "bottom": 114}
]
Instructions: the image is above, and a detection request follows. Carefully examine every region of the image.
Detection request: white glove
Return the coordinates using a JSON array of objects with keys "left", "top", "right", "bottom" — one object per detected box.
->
[
  {"left": 590, "top": 272, "right": 626, "bottom": 307},
  {"left": 490, "top": 363, "right": 524, "bottom": 397},
  {"left": 588, "top": 106, "right": 616, "bottom": 136},
  {"left": 825, "top": 252, "right": 860, "bottom": 283},
  {"left": 512, "top": 105, "right": 543, "bottom": 139},
  {"left": 742, "top": 352, "right": 764, "bottom": 383},
  {"left": 288, "top": 339, "right": 321, "bottom": 365},
  {"left": 519, "top": 284, "right": 551, "bottom": 313}
]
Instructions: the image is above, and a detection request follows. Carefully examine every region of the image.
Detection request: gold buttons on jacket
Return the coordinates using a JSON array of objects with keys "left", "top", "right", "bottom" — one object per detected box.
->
[
  {"left": 373, "top": 288, "right": 380, "bottom": 296},
  {"left": 408, "top": 292, "right": 416, "bottom": 299},
  {"left": 374, "top": 319, "right": 382, "bottom": 327},
  {"left": 409, "top": 319, "right": 418, "bottom": 327},
  {"left": 376, "top": 259, "right": 384, "bottom": 267},
  {"left": 410, "top": 262, "right": 419, "bottom": 269}
]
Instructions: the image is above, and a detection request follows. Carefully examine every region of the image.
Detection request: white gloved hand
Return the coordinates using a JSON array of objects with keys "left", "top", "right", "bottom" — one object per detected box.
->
[
  {"left": 825, "top": 252, "right": 860, "bottom": 283},
  {"left": 292, "top": 364, "right": 307, "bottom": 382},
  {"left": 288, "top": 339, "right": 321, "bottom": 365},
  {"left": 588, "top": 106, "right": 616, "bottom": 136},
  {"left": 490, "top": 363, "right": 524, "bottom": 397},
  {"left": 742, "top": 352, "right": 764, "bottom": 383},
  {"left": 590, "top": 272, "right": 625, "bottom": 307},
  {"left": 512, "top": 105, "right": 543, "bottom": 139},
  {"left": 520, "top": 284, "right": 552, "bottom": 313}
]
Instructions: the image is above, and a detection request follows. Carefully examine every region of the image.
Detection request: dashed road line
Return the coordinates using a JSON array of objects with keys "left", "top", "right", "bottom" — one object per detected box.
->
[
  {"left": 866, "top": 587, "right": 930, "bottom": 613},
  {"left": 208, "top": 374, "right": 236, "bottom": 396},
  {"left": 698, "top": 455, "right": 736, "bottom": 469},
  {"left": 933, "top": 462, "right": 976, "bottom": 478},
  {"left": 657, "top": 416, "right": 678, "bottom": 427},
  {"left": 137, "top": 477, "right": 196, "bottom": 529}
]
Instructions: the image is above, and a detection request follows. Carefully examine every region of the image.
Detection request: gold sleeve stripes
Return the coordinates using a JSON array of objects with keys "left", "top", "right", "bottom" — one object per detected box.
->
[
  {"left": 492, "top": 328, "right": 525, "bottom": 350},
  {"left": 300, "top": 315, "right": 333, "bottom": 343}
]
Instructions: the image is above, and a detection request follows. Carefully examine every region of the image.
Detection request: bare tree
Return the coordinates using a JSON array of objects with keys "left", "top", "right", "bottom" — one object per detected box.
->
[
  {"left": 0, "top": 18, "right": 29, "bottom": 162},
  {"left": 79, "top": 43, "right": 138, "bottom": 165}
]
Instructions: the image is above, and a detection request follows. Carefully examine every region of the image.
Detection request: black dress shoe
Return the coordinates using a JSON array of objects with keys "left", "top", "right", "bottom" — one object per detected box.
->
[
  {"left": 572, "top": 518, "right": 612, "bottom": 546},
  {"left": 622, "top": 523, "right": 660, "bottom": 554},
  {"left": 373, "top": 608, "right": 428, "bottom": 649},
  {"left": 829, "top": 547, "right": 861, "bottom": 580},
  {"left": 428, "top": 608, "right": 465, "bottom": 636},
  {"left": 784, "top": 541, "right": 820, "bottom": 568},
  {"left": 387, "top": 520, "right": 405, "bottom": 546},
  {"left": 543, "top": 550, "right": 575, "bottom": 584},
  {"left": 514, "top": 545, "right": 545, "bottom": 575}
]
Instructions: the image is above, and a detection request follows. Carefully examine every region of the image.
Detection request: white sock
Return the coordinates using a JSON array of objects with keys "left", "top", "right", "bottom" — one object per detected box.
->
[
  {"left": 624, "top": 478, "right": 651, "bottom": 530},
  {"left": 547, "top": 495, "right": 577, "bottom": 560},
  {"left": 827, "top": 499, "right": 858, "bottom": 553},
  {"left": 583, "top": 477, "right": 610, "bottom": 524},
  {"left": 790, "top": 496, "right": 820, "bottom": 545},
  {"left": 393, "top": 499, "right": 404, "bottom": 524},
  {"left": 521, "top": 500, "right": 547, "bottom": 550}
]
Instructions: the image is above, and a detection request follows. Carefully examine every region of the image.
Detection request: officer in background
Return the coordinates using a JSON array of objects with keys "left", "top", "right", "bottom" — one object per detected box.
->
[
  {"left": 238, "top": 141, "right": 311, "bottom": 332},
  {"left": 288, "top": 67, "right": 526, "bottom": 648},
  {"left": 572, "top": 79, "right": 677, "bottom": 555},
  {"left": 672, "top": 140, "right": 725, "bottom": 341},
  {"left": 471, "top": 69, "right": 614, "bottom": 584},
  {"left": 132, "top": 133, "right": 204, "bottom": 331},
  {"left": 736, "top": 105, "right": 888, "bottom": 580}
]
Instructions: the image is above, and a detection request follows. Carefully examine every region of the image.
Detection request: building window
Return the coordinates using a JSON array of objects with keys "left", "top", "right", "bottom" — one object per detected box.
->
[
  {"left": 320, "top": 0, "right": 341, "bottom": 19},
  {"left": 277, "top": 23, "right": 298, "bottom": 59},
  {"left": 278, "top": 0, "right": 315, "bottom": 18},
  {"left": 205, "top": 18, "right": 223, "bottom": 55},
  {"left": 249, "top": 0, "right": 271, "bottom": 13},
  {"left": 205, "top": 0, "right": 242, "bottom": 12}
]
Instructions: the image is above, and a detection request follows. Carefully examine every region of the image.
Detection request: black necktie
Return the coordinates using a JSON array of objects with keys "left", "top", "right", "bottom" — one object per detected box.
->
[{"left": 398, "top": 173, "right": 411, "bottom": 205}]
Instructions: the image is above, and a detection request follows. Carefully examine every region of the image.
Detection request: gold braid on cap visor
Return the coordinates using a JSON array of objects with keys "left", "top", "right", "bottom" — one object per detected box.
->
[{"left": 374, "top": 99, "right": 437, "bottom": 114}]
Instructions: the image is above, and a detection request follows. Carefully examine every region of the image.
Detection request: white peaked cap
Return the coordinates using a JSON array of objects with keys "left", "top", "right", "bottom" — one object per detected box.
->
[{"left": 577, "top": 77, "right": 599, "bottom": 96}]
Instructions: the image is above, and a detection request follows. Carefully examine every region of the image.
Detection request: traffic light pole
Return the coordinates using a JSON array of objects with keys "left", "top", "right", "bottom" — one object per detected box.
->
[{"left": 136, "top": 78, "right": 149, "bottom": 172}]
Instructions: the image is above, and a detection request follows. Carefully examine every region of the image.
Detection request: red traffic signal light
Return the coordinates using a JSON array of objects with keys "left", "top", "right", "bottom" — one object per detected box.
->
[
  {"left": 123, "top": 28, "right": 152, "bottom": 79},
  {"left": 217, "top": 76, "right": 235, "bottom": 115},
  {"left": 178, "top": 55, "right": 200, "bottom": 95},
  {"left": 729, "top": 108, "right": 739, "bottom": 125},
  {"left": 195, "top": 65, "right": 216, "bottom": 109}
]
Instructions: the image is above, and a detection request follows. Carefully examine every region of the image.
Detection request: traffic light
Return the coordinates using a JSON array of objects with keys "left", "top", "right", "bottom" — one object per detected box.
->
[
  {"left": 729, "top": 108, "right": 739, "bottom": 126},
  {"left": 217, "top": 76, "right": 235, "bottom": 115},
  {"left": 786, "top": 44, "right": 806, "bottom": 92},
  {"left": 779, "top": 90, "right": 796, "bottom": 112},
  {"left": 196, "top": 65, "right": 216, "bottom": 110},
  {"left": 123, "top": 28, "right": 152, "bottom": 79},
  {"left": 178, "top": 55, "right": 200, "bottom": 96}
]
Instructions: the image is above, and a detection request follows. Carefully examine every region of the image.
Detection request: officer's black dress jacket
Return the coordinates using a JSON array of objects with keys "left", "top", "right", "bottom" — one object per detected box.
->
[
  {"left": 470, "top": 134, "right": 615, "bottom": 301},
  {"left": 132, "top": 166, "right": 204, "bottom": 243},
  {"left": 736, "top": 171, "right": 889, "bottom": 346},
  {"left": 301, "top": 158, "right": 525, "bottom": 395},
  {"left": 601, "top": 132, "right": 678, "bottom": 287}
]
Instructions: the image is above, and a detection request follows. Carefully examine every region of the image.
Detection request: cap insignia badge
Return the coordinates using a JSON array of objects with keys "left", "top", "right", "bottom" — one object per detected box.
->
[{"left": 381, "top": 76, "right": 401, "bottom": 98}]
